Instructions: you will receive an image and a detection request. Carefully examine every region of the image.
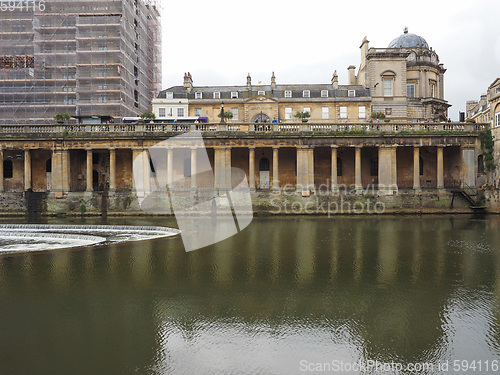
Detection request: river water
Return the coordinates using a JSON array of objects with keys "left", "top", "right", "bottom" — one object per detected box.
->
[{"left": 1, "top": 215, "right": 500, "bottom": 374}]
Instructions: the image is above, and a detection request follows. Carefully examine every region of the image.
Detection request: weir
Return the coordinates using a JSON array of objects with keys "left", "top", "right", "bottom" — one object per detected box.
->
[{"left": 0, "top": 224, "right": 180, "bottom": 254}]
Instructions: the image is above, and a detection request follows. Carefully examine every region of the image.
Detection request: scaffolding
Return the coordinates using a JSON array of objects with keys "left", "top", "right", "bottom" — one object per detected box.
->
[{"left": 0, "top": 0, "right": 161, "bottom": 124}]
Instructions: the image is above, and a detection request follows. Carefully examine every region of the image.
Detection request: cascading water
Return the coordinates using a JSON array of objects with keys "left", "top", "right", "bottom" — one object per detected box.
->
[{"left": 0, "top": 224, "right": 180, "bottom": 254}]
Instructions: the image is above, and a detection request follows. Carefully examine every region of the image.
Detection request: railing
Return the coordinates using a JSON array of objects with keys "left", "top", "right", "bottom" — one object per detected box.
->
[{"left": 0, "top": 122, "right": 487, "bottom": 136}]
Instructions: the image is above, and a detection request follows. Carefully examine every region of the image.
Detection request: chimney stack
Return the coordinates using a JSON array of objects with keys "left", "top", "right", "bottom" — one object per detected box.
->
[
  {"left": 183, "top": 72, "right": 193, "bottom": 93},
  {"left": 347, "top": 66, "right": 357, "bottom": 85},
  {"left": 247, "top": 73, "right": 252, "bottom": 91},
  {"left": 271, "top": 71, "right": 276, "bottom": 90},
  {"left": 331, "top": 70, "right": 338, "bottom": 90}
]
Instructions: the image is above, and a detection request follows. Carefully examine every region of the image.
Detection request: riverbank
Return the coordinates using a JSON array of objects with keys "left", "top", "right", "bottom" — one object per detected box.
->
[{"left": 0, "top": 189, "right": 498, "bottom": 216}]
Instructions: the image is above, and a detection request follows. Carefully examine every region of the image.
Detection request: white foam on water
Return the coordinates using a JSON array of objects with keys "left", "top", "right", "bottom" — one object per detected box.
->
[{"left": 0, "top": 224, "right": 180, "bottom": 254}]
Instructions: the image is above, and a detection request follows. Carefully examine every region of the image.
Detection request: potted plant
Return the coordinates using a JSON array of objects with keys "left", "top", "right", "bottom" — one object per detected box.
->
[
  {"left": 294, "top": 110, "right": 311, "bottom": 122},
  {"left": 370, "top": 111, "right": 386, "bottom": 123},
  {"left": 140, "top": 112, "right": 156, "bottom": 122},
  {"left": 54, "top": 112, "right": 70, "bottom": 124},
  {"left": 217, "top": 111, "right": 233, "bottom": 122}
]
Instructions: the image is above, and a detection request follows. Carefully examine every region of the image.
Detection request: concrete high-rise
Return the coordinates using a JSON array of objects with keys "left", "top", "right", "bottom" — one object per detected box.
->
[{"left": 0, "top": 0, "right": 161, "bottom": 124}]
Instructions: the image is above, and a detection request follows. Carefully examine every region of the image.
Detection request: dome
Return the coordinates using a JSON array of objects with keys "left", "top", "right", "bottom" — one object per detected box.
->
[{"left": 388, "top": 27, "right": 429, "bottom": 49}]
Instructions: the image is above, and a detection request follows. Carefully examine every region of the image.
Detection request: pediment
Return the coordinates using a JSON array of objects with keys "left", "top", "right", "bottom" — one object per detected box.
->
[{"left": 245, "top": 95, "right": 277, "bottom": 104}]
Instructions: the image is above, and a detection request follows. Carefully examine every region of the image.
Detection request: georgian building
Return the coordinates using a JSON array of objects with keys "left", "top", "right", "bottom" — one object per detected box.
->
[{"left": 154, "top": 72, "right": 371, "bottom": 124}]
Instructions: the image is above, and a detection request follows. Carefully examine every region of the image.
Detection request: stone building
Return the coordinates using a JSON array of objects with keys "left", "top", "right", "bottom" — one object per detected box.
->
[
  {"left": 154, "top": 72, "right": 371, "bottom": 124},
  {"left": 354, "top": 28, "right": 450, "bottom": 122},
  {"left": 0, "top": 0, "right": 161, "bottom": 124}
]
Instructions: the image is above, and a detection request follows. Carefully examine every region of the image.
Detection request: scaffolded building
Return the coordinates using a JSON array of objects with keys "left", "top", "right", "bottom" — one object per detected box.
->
[{"left": 0, "top": 0, "right": 161, "bottom": 124}]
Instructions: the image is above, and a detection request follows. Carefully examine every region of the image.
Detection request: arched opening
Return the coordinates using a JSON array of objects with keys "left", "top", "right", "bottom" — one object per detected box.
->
[
  {"left": 337, "top": 157, "right": 342, "bottom": 176},
  {"left": 419, "top": 157, "right": 424, "bottom": 176},
  {"left": 45, "top": 159, "right": 52, "bottom": 173},
  {"left": 370, "top": 157, "right": 378, "bottom": 176},
  {"left": 93, "top": 170, "right": 99, "bottom": 191},
  {"left": 478, "top": 154, "right": 484, "bottom": 174},
  {"left": 3, "top": 160, "right": 13, "bottom": 179},
  {"left": 252, "top": 113, "right": 270, "bottom": 123},
  {"left": 259, "top": 157, "right": 270, "bottom": 189}
]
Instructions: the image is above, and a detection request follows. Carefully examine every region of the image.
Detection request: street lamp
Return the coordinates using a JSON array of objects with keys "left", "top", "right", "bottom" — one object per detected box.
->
[{"left": 220, "top": 101, "right": 225, "bottom": 123}]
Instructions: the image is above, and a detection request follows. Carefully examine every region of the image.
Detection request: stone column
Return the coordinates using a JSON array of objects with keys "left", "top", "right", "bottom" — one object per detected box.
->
[
  {"left": 214, "top": 147, "right": 226, "bottom": 190},
  {"left": 86, "top": 149, "right": 93, "bottom": 192},
  {"left": 61, "top": 150, "right": 70, "bottom": 192},
  {"left": 437, "top": 146, "right": 444, "bottom": 190},
  {"left": 413, "top": 146, "right": 421, "bottom": 192},
  {"left": 190, "top": 147, "right": 197, "bottom": 189},
  {"left": 308, "top": 147, "right": 314, "bottom": 191},
  {"left": 272, "top": 147, "right": 279, "bottom": 189},
  {"left": 248, "top": 147, "right": 255, "bottom": 190},
  {"left": 142, "top": 149, "right": 150, "bottom": 194},
  {"left": 296, "top": 147, "right": 307, "bottom": 193},
  {"left": 378, "top": 146, "right": 398, "bottom": 195},
  {"left": 355, "top": 146, "right": 362, "bottom": 193},
  {"left": 0, "top": 148, "right": 4, "bottom": 192},
  {"left": 109, "top": 149, "right": 116, "bottom": 192},
  {"left": 167, "top": 148, "right": 174, "bottom": 186},
  {"left": 461, "top": 146, "right": 476, "bottom": 188},
  {"left": 331, "top": 146, "right": 338, "bottom": 193},
  {"left": 225, "top": 147, "right": 232, "bottom": 190},
  {"left": 24, "top": 149, "right": 31, "bottom": 191},
  {"left": 132, "top": 148, "right": 143, "bottom": 195}
]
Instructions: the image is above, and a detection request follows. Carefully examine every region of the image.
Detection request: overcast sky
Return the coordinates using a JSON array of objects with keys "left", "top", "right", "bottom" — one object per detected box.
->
[{"left": 159, "top": 0, "right": 500, "bottom": 120}]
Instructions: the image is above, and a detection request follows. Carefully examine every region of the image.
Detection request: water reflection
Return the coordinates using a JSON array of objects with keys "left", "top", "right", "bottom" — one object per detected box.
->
[{"left": 1, "top": 216, "right": 500, "bottom": 374}]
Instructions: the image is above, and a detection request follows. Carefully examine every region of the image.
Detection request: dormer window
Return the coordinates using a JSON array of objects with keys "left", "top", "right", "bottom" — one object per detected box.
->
[
  {"left": 348, "top": 90, "right": 355, "bottom": 97},
  {"left": 284, "top": 90, "right": 292, "bottom": 98},
  {"left": 231, "top": 91, "right": 238, "bottom": 98},
  {"left": 213, "top": 92, "right": 221, "bottom": 99},
  {"left": 258, "top": 90, "right": 265, "bottom": 96},
  {"left": 321, "top": 90, "right": 328, "bottom": 98},
  {"left": 195, "top": 92, "right": 202, "bottom": 99},
  {"left": 166, "top": 92, "right": 173, "bottom": 99},
  {"left": 303, "top": 90, "right": 310, "bottom": 98}
]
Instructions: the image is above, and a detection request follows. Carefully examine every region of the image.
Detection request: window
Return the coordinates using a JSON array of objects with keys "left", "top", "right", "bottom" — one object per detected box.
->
[
  {"left": 430, "top": 83, "right": 435, "bottom": 97},
  {"left": 337, "top": 158, "right": 342, "bottom": 177},
  {"left": 303, "top": 107, "right": 310, "bottom": 116},
  {"left": 340, "top": 106, "right": 347, "bottom": 119},
  {"left": 419, "top": 157, "right": 424, "bottom": 176},
  {"left": 3, "top": 160, "right": 13, "bottom": 179},
  {"left": 97, "top": 41, "right": 107, "bottom": 51},
  {"left": 98, "top": 94, "right": 107, "bottom": 103},
  {"left": 231, "top": 108, "right": 238, "bottom": 121},
  {"left": 285, "top": 107, "right": 292, "bottom": 120},
  {"left": 383, "top": 78, "right": 393, "bottom": 96},
  {"left": 97, "top": 85, "right": 107, "bottom": 90},
  {"left": 213, "top": 92, "right": 220, "bottom": 99},
  {"left": 478, "top": 155, "right": 484, "bottom": 174},
  {"left": 231, "top": 91, "right": 238, "bottom": 98},
  {"left": 303, "top": 90, "right": 310, "bottom": 98},
  {"left": 195, "top": 108, "right": 202, "bottom": 117},
  {"left": 284, "top": 90, "right": 292, "bottom": 98},
  {"left": 495, "top": 112, "right": 500, "bottom": 128},
  {"left": 321, "top": 90, "right": 329, "bottom": 98},
  {"left": 166, "top": 92, "right": 173, "bottom": 99},
  {"left": 370, "top": 157, "right": 378, "bottom": 177},
  {"left": 358, "top": 106, "right": 366, "bottom": 119},
  {"left": 385, "top": 108, "right": 392, "bottom": 115},
  {"left": 348, "top": 90, "right": 355, "bottom": 97},
  {"left": 195, "top": 92, "right": 202, "bottom": 99},
  {"left": 158, "top": 108, "right": 165, "bottom": 117},
  {"left": 177, "top": 108, "right": 185, "bottom": 117},
  {"left": 257, "top": 91, "right": 265, "bottom": 96},
  {"left": 322, "top": 107, "right": 329, "bottom": 120},
  {"left": 97, "top": 67, "right": 107, "bottom": 77},
  {"left": 407, "top": 83, "right": 415, "bottom": 98}
]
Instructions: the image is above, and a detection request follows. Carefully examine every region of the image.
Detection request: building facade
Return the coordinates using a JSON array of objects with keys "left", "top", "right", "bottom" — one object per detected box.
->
[{"left": 0, "top": 0, "right": 161, "bottom": 124}]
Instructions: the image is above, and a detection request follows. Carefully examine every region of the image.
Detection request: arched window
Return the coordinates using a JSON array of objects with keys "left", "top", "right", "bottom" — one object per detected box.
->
[
  {"left": 337, "top": 157, "right": 342, "bottom": 176},
  {"left": 3, "top": 160, "right": 13, "bottom": 179},
  {"left": 370, "top": 157, "right": 378, "bottom": 177},
  {"left": 46, "top": 158, "right": 52, "bottom": 173},
  {"left": 259, "top": 157, "right": 270, "bottom": 171},
  {"left": 478, "top": 155, "right": 484, "bottom": 174},
  {"left": 419, "top": 157, "right": 424, "bottom": 176}
]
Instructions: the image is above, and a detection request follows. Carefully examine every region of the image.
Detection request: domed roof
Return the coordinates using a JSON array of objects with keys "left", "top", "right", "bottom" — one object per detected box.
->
[{"left": 388, "top": 27, "right": 429, "bottom": 49}]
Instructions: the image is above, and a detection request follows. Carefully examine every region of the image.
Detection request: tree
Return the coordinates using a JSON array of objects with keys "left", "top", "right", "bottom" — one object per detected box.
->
[
  {"left": 217, "top": 111, "right": 233, "bottom": 121},
  {"left": 293, "top": 111, "right": 311, "bottom": 121},
  {"left": 54, "top": 112, "right": 70, "bottom": 123},
  {"left": 140, "top": 112, "right": 156, "bottom": 121}
]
